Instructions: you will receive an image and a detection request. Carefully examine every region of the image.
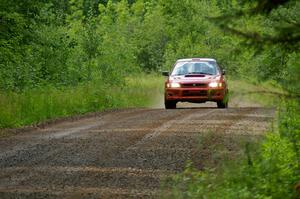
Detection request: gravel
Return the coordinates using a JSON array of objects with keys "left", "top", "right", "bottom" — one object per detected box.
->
[{"left": 0, "top": 106, "right": 275, "bottom": 198}]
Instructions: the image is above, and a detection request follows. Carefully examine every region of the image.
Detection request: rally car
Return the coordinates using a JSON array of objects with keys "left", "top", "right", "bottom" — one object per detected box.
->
[{"left": 162, "top": 58, "right": 228, "bottom": 109}]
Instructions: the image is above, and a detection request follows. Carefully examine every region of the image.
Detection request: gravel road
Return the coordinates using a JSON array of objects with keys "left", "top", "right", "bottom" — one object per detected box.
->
[{"left": 0, "top": 104, "right": 275, "bottom": 198}]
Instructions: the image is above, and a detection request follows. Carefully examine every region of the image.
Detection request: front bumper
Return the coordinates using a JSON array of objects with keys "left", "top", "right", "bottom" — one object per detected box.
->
[{"left": 165, "top": 87, "right": 226, "bottom": 102}]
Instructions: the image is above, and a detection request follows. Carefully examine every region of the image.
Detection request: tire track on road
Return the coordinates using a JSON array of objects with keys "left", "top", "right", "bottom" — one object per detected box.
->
[{"left": 126, "top": 109, "right": 217, "bottom": 151}]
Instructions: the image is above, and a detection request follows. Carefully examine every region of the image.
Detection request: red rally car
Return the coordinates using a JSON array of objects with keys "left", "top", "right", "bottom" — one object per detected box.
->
[{"left": 162, "top": 58, "right": 228, "bottom": 109}]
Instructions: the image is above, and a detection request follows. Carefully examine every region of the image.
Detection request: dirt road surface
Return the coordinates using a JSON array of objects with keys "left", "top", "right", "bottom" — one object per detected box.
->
[{"left": 0, "top": 103, "right": 275, "bottom": 198}]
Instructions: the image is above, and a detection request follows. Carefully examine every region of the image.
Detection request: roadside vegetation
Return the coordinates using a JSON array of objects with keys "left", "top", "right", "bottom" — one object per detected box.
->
[
  {"left": 228, "top": 79, "right": 283, "bottom": 107},
  {"left": 1, "top": 0, "right": 299, "bottom": 198},
  {"left": 0, "top": 75, "right": 163, "bottom": 128}
]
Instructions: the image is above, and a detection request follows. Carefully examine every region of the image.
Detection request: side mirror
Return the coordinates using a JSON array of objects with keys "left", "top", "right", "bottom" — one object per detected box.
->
[
  {"left": 222, "top": 69, "right": 226, "bottom": 75},
  {"left": 162, "top": 71, "right": 169, "bottom": 76}
]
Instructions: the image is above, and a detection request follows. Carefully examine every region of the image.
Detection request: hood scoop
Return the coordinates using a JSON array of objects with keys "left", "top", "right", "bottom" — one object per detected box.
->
[{"left": 185, "top": 74, "right": 205, "bottom": 77}]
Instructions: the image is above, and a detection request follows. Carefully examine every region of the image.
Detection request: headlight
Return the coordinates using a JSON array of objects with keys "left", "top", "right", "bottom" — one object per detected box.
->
[
  {"left": 167, "top": 82, "right": 181, "bottom": 88},
  {"left": 209, "top": 82, "right": 218, "bottom": 88},
  {"left": 209, "top": 82, "right": 222, "bottom": 88}
]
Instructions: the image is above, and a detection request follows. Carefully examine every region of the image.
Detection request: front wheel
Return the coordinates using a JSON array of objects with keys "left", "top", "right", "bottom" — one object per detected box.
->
[
  {"left": 217, "top": 90, "right": 229, "bottom": 108},
  {"left": 217, "top": 100, "right": 228, "bottom": 108},
  {"left": 165, "top": 100, "right": 177, "bottom": 109}
]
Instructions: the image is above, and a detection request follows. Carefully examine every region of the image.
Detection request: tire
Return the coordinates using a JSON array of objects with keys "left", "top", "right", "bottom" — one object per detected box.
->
[
  {"left": 217, "top": 100, "right": 228, "bottom": 108},
  {"left": 217, "top": 90, "right": 229, "bottom": 108},
  {"left": 165, "top": 100, "right": 177, "bottom": 109}
]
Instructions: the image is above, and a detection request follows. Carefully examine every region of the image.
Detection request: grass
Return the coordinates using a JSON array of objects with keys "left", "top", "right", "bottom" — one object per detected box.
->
[
  {"left": 228, "top": 78, "right": 286, "bottom": 107},
  {"left": 0, "top": 74, "right": 164, "bottom": 129}
]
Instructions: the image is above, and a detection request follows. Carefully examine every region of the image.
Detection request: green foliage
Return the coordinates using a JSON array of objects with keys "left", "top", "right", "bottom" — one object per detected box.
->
[
  {"left": 0, "top": 0, "right": 236, "bottom": 91},
  {"left": 1, "top": 0, "right": 298, "bottom": 91},
  {"left": 160, "top": 0, "right": 231, "bottom": 70},
  {"left": 209, "top": 0, "right": 300, "bottom": 93}
]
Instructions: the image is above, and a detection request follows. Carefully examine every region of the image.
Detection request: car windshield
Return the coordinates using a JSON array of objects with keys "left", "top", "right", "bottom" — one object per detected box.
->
[{"left": 171, "top": 61, "right": 217, "bottom": 76}]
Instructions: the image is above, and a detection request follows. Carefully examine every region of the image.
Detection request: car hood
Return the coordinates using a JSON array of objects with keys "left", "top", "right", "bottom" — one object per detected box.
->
[{"left": 169, "top": 75, "right": 221, "bottom": 83}]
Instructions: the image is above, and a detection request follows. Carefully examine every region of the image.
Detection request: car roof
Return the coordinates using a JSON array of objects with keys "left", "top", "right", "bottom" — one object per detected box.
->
[{"left": 176, "top": 58, "right": 216, "bottom": 62}]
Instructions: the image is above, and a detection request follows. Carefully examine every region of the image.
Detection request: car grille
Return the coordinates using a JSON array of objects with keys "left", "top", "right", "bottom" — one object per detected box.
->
[
  {"left": 181, "top": 83, "right": 207, "bottom": 88},
  {"left": 182, "top": 90, "right": 208, "bottom": 97}
]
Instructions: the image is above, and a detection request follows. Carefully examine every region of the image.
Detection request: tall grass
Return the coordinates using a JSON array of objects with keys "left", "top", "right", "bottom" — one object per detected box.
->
[
  {"left": 228, "top": 78, "right": 286, "bottom": 107},
  {"left": 0, "top": 74, "right": 164, "bottom": 129}
]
